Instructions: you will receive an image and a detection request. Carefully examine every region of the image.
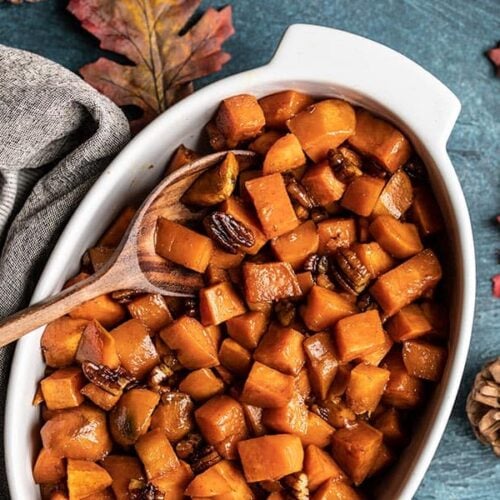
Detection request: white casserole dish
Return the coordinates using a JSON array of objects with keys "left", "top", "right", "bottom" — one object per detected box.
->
[{"left": 5, "top": 24, "right": 475, "bottom": 500}]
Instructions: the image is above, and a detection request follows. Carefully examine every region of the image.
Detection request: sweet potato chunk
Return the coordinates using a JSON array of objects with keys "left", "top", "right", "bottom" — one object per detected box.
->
[
  {"left": 301, "top": 161, "right": 346, "bottom": 206},
  {"left": 287, "top": 99, "right": 356, "bottom": 162},
  {"left": 345, "top": 363, "right": 390, "bottom": 414},
  {"left": 69, "top": 294, "right": 125, "bottom": 329},
  {"left": 101, "top": 455, "right": 145, "bottom": 499},
  {"left": 135, "top": 428, "right": 180, "bottom": 479},
  {"left": 98, "top": 206, "right": 135, "bottom": 247},
  {"left": 127, "top": 294, "right": 173, "bottom": 332},
  {"left": 373, "top": 408, "right": 406, "bottom": 447},
  {"left": 402, "top": 340, "right": 447, "bottom": 381},
  {"left": 254, "top": 324, "right": 305, "bottom": 375},
  {"left": 372, "top": 169, "right": 413, "bottom": 219},
  {"left": 348, "top": 110, "right": 411, "bottom": 173},
  {"left": 341, "top": 176, "right": 386, "bottom": 217},
  {"left": 304, "top": 445, "right": 347, "bottom": 492},
  {"left": 259, "top": 90, "right": 314, "bottom": 128},
  {"left": 297, "top": 271, "right": 315, "bottom": 295},
  {"left": 262, "top": 393, "right": 308, "bottom": 434},
  {"left": 271, "top": 220, "right": 319, "bottom": 270},
  {"left": 297, "top": 411, "right": 335, "bottom": 448},
  {"left": 33, "top": 448, "right": 65, "bottom": 484},
  {"left": 40, "top": 367, "right": 85, "bottom": 410},
  {"left": 80, "top": 383, "right": 121, "bottom": 411},
  {"left": 150, "top": 391, "right": 194, "bottom": 442},
  {"left": 351, "top": 242, "right": 395, "bottom": 278},
  {"left": 179, "top": 368, "right": 224, "bottom": 401},
  {"left": 301, "top": 286, "right": 357, "bottom": 331},
  {"left": 67, "top": 459, "right": 112, "bottom": 500},
  {"left": 245, "top": 173, "right": 299, "bottom": 238},
  {"left": 386, "top": 304, "right": 433, "bottom": 342},
  {"left": 331, "top": 422, "right": 383, "bottom": 485},
  {"left": 219, "top": 338, "right": 252, "bottom": 376},
  {"left": 240, "top": 362, "right": 295, "bottom": 408},
  {"left": 317, "top": 218, "right": 356, "bottom": 254},
  {"left": 369, "top": 215, "right": 423, "bottom": 259},
  {"left": 111, "top": 319, "right": 159, "bottom": 378},
  {"left": 238, "top": 434, "right": 304, "bottom": 482},
  {"left": 313, "top": 479, "right": 362, "bottom": 500},
  {"left": 356, "top": 329, "right": 393, "bottom": 366},
  {"left": 155, "top": 218, "right": 213, "bottom": 273},
  {"left": 370, "top": 249, "right": 442, "bottom": 316},
  {"left": 334, "top": 310, "right": 386, "bottom": 363},
  {"left": 166, "top": 144, "right": 200, "bottom": 175},
  {"left": 243, "top": 261, "right": 301, "bottom": 303},
  {"left": 410, "top": 187, "right": 444, "bottom": 236},
  {"left": 160, "top": 316, "right": 218, "bottom": 369},
  {"left": 249, "top": 130, "right": 284, "bottom": 155},
  {"left": 86, "top": 246, "right": 113, "bottom": 272},
  {"left": 199, "top": 281, "right": 246, "bottom": 326},
  {"left": 75, "top": 320, "right": 120, "bottom": 369},
  {"left": 263, "top": 133, "right": 306, "bottom": 174},
  {"left": 150, "top": 461, "right": 193, "bottom": 499},
  {"left": 226, "top": 311, "right": 268, "bottom": 349}
]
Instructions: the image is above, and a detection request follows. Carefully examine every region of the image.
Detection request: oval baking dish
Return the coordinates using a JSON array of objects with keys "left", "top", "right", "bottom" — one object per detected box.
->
[{"left": 5, "top": 24, "right": 475, "bottom": 500}]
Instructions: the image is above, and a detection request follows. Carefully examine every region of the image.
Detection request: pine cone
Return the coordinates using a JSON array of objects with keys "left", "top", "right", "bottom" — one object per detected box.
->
[{"left": 466, "top": 357, "right": 500, "bottom": 456}]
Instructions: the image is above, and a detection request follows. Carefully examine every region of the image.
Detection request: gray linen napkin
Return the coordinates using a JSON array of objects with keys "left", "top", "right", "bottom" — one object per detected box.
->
[{"left": 0, "top": 45, "right": 130, "bottom": 496}]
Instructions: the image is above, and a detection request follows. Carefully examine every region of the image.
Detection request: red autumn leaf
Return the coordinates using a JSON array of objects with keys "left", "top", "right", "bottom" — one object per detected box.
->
[
  {"left": 487, "top": 43, "right": 500, "bottom": 77},
  {"left": 68, "top": 0, "right": 235, "bottom": 132},
  {"left": 492, "top": 274, "right": 500, "bottom": 298}
]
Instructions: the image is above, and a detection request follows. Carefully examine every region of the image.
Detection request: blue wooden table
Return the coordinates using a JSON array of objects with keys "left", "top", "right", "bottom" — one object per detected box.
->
[{"left": 0, "top": 0, "right": 499, "bottom": 498}]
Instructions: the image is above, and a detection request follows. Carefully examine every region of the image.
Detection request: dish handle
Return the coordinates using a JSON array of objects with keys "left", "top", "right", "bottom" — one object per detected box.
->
[{"left": 268, "top": 24, "right": 461, "bottom": 148}]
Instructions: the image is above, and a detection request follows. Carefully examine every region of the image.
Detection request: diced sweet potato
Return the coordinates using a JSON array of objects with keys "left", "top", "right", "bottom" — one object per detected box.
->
[
  {"left": 111, "top": 319, "right": 159, "bottom": 378},
  {"left": 205, "top": 265, "right": 231, "bottom": 285},
  {"left": 351, "top": 242, "right": 395, "bottom": 278},
  {"left": 109, "top": 388, "right": 160, "bottom": 446},
  {"left": 179, "top": 368, "right": 224, "bottom": 401},
  {"left": 67, "top": 459, "right": 112, "bottom": 500},
  {"left": 243, "top": 261, "right": 301, "bottom": 303},
  {"left": 75, "top": 320, "right": 120, "bottom": 369},
  {"left": 356, "top": 329, "right": 393, "bottom": 366},
  {"left": 303, "top": 332, "right": 339, "bottom": 399},
  {"left": 295, "top": 367, "right": 312, "bottom": 400},
  {"left": 321, "top": 398, "right": 356, "bottom": 429},
  {"left": 304, "top": 445, "right": 347, "bottom": 492},
  {"left": 296, "top": 411, "right": 335, "bottom": 448},
  {"left": 69, "top": 294, "right": 125, "bottom": 329},
  {"left": 330, "top": 422, "right": 383, "bottom": 485},
  {"left": 249, "top": 130, "right": 284, "bottom": 155},
  {"left": 287, "top": 99, "right": 356, "bottom": 162},
  {"left": 301, "top": 286, "right": 357, "bottom": 331},
  {"left": 317, "top": 218, "right": 356, "bottom": 254},
  {"left": 245, "top": 173, "right": 299, "bottom": 238},
  {"left": 368, "top": 441, "right": 394, "bottom": 478},
  {"left": 410, "top": 187, "right": 444, "bottom": 236},
  {"left": 297, "top": 271, "right": 315, "bottom": 295},
  {"left": 41, "top": 317, "right": 89, "bottom": 368},
  {"left": 150, "top": 461, "right": 193, "bottom": 499},
  {"left": 166, "top": 144, "right": 200, "bottom": 175},
  {"left": 312, "top": 479, "right": 362, "bottom": 500},
  {"left": 80, "top": 383, "right": 121, "bottom": 411},
  {"left": 341, "top": 176, "right": 386, "bottom": 217},
  {"left": 254, "top": 324, "right": 305, "bottom": 375},
  {"left": 150, "top": 391, "right": 194, "bottom": 442},
  {"left": 210, "top": 247, "right": 246, "bottom": 269},
  {"left": 373, "top": 408, "right": 406, "bottom": 447},
  {"left": 271, "top": 220, "right": 319, "bottom": 270},
  {"left": 347, "top": 110, "right": 411, "bottom": 173},
  {"left": 262, "top": 393, "right": 309, "bottom": 434},
  {"left": 421, "top": 300, "right": 449, "bottom": 337},
  {"left": 369, "top": 215, "right": 423, "bottom": 259},
  {"left": 226, "top": 311, "right": 268, "bottom": 350},
  {"left": 386, "top": 304, "right": 433, "bottom": 342},
  {"left": 160, "top": 316, "right": 218, "bottom": 369},
  {"left": 199, "top": 281, "right": 246, "bottom": 326},
  {"left": 86, "top": 246, "right": 113, "bottom": 272},
  {"left": 259, "top": 90, "right": 314, "bottom": 128},
  {"left": 402, "top": 340, "right": 447, "bottom": 381},
  {"left": 329, "top": 364, "right": 352, "bottom": 398},
  {"left": 215, "top": 94, "right": 265, "bottom": 145},
  {"left": 240, "top": 362, "right": 295, "bottom": 408},
  {"left": 345, "top": 363, "right": 390, "bottom": 414},
  {"left": 135, "top": 428, "right": 180, "bottom": 479},
  {"left": 98, "top": 206, "right": 135, "bottom": 247},
  {"left": 101, "top": 455, "right": 144, "bottom": 500},
  {"left": 262, "top": 133, "right": 306, "bottom": 174},
  {"left": 334, "top": 310, "right": 386, "bottom": 362},
  {"left": 40, "top": 368, "right": 85, "bottom": 410},
  {"left": 242, "top": 403, "right": 266, "bottom": 437},
  {"left": 33, "top": 448, "right": 66, "bottom": 484},
  {"left": 370, "top": 249, "right": 442, "bottom": 316},
  {"left": 301, "top": 161, "right": 346, "bottom": 206},
  {"left": 127, "top": 294, "right": 173, "bottom": 332},
  {"left": 219, "top": 338, "right": 252, "bottom": 376},
  {"left": 155, "top": 218, "right": 213, "bottom": 273},
  {"left": 372, "top": 169, "right": 413, "bottom": 219},
  {"left": 238, "top": 434, "right": 304, "bottom": 482}
]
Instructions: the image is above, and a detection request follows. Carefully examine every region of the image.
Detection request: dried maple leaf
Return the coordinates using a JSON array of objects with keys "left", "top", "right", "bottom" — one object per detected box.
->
[
  {"left": 68, "top": 0, "right": 235, "bottom": 132},
  {"left": 487, "top": 43, "right": 500, "bottom": 77}
]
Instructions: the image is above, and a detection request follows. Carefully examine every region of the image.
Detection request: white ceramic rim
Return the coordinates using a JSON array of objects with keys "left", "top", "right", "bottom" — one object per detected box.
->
[{"left": 5, "top": 24, "right": 475, "bottom": 500}]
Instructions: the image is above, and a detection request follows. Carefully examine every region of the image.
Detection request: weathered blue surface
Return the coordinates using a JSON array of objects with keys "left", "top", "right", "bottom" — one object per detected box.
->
[{"left": 0, "top": 0, "right": 499, "bottom": 497}]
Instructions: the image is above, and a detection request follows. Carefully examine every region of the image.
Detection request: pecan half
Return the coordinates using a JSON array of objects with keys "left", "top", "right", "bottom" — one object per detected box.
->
[
  {"left": 81, "top": 361, "right": 134, "bottom": 395},
  {"left": 328, "top": 148, "right": 363, "bottom": 183},
  {"left": 129, "top": 480, "right": 165, "bottom": 500},
  {"left": 303, "top": 254, "right": 329, "bottom": 275},
  {"left": 175, "top": 432, "right": 203, "bottom": 460},
  {"left": 282, "top": 472, "right": 309, "bottom": 500},
  {"left": 203, "top": 211, "right": 255, "bottom": 254},
  {"left": 147, "top": 363, "right": 174, "bottom": 393},
  {"left": 285, "top": 176, "right": 317, "bottom": 209},
  {"left": 275, "top": 300, "right": 296, "bottom": 327},
  {"left": 190, "top": 444, "right": 222, "bottom": 474},
  {"left": 329, "top": 248, "right": 370, "bottom": 295}
]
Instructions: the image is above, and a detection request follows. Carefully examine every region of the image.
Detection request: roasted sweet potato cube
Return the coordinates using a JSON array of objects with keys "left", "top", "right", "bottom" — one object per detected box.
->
[
  {"left": 166, "top": 144, "right": 200, "bottom": 175},
  {"left": 241, "top": 403, "right": 266, "bottom": 437},
  {"left": 304, "top": 444, "right": 347, "bottom": 492},
  {"left": 86, "top": 246, "right": 113, "bottom": 272},
  {"left": 155, "top": 218, "right": 213, "bottom": 273},
  {"left": 69, "top": 294, "right": 125, "bottom": 329},
  {"left": 150, "top": 461, "right": 193, "bottom": 499},
  {"left": 67, "top": 459, "right": 112, "bottom": 500},
  {"left": 240, "top": 362, "right": 295, "bottom": 408},
  {"left": 226, "top": 311, "right": 268, "bottom": 350},
  {"left": 386, "top": 304, "right": 433, "bottom": 342},
  {"left": 41, "top": 316, "right": 89, "bottom": 368},
  {"left": 80, "top": 383, "right": 121, "bottom": 411},
  {"left": 313, "top": 479, "right": 362, "bottom": 500},
  {"left": 271, "top": 220, "right": 319, "bottom": 270},
  {"left": 199, "top": 281, "right": 246, "bottom": 326},
  {"left": 331, "top": 422, "right": 383, "bottom": 485},
  {"left": 111, "top": 319, "right": 159, "bottom": 378},
  {"left": 368, "top": 441, "right": 394, "bottom": 478},
  {"left": 219, "top": 338, "right": 252, "bottom": 376},
  {"left": 110, "top": 389, "right": 160, "bottom": 446},
  {"left": 301, "top": 161, "right": 346, "bottom": 206},
  {"left": 160, "top": 316, "right": 218, "bottom": 369},
  {"left": 210, "top": 247, "right": 245, "bottom": 269},
  {"left": 356, "top": 329, "right": 393, "bottom": 366},
  {"left": 297, "top": 411, "right": 335, "bottom": 448},
  {"left": 304, "top": 332, "right": 339, "bottom": 400},
  {"left": 262, "top": 393, "right": 309, "bottom": 434},
  {"left": 206, "top": 264, "right": 232, "bottom": 285},
  {"left": 179, "top": 368, "right": 224, "bottom": 401},
  {"left": 345, "top": 363, "right": 390, "bottom": 414},
  {"left": 249, "top": 130, "right": 284, "bottom": 155},
  {"left": 372, "top": 169, "right": 413, "bottom": 219},
  {"left": 135, "top": 428, "right": 180, "bottom": 479},
  {"left": 262, "top": 133, "right": 306, "bottom": 174},
  {"left": 421, "top": 300, "right": 449, "bottom": 337},
  {"left": 254, "top": 324, "right": 305, "bottom": 375},
  {"left": 369, "top": 215, "right": 423, "bottom": 259},
  {"left": 245, "top": 173, "right": 299, "bottom": 238},
  {"left": 301, "top": 286, "right": 357, "bottom": 331},
  {"left": 373, "top": 408, "right": 406, "bottom": 447},
  {"left": 341, "top": 175, "right": 386, "bottom": 217},
  {"left": 352, "top": 242, "right": 395, "bottom": 278},
  {"left": 40, "top": 368, "right": 85, "bottom": 410},
  {"left": 410, "top": 187, "right": 444, "bottom": 236},
  {"left": 402, "top": 340, "right": 447, "bottom": 381},
  {"left": 297, "top": 271, "right": 315, "bottom": 295},
  {"left": 287, "top": 99, "right": 356, "bottom": 162},
  {"left": 238, "top": 434, "right": 304, "bottom": 482},
  {"left": 334, "top": 310, "right": 386, "bottom": 362},
  {"left": 127, "top": 294, "right": 173, "bottom": 332},
  {"left": 215, "top": 94, "right": 265, "bottom": 145},
  {"left": 317, "top": 218, "right": 356, "bottom": 254},
  {"left": 348, "top": 110, "right": 411, "bottom": 173},
  {"left": 259, "top": 90, "right": 314, "bottom": 128},
  {"left": 370, "top": 249, "right": 442, "bottom": 316},
  {"left": 150, "top": 391, "right": 194, "bottom": 442},
  {"left": 33, "top": 448, "right": 66, "bottom": 484},
  {"left": 243, "top": 261, "right": 301, "bottom": 303},
  {"left": 98, "top": 206, "right": 136, "bottom": 247},
  {"left": 101, "top": 455, "right": 145, "bottom": 500},
  {"left": 329, "top": 364, "right": 352, "bottom": 398},
  {"left": 75, "top": 320, "right": 120, "bottom": 368}
]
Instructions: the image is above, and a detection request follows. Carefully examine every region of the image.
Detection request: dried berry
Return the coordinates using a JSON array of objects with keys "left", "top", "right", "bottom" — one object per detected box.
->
[
  {"left": 203, "top": 211, "right": 255, "bottom": 254},
  {"left": 275, "top": 300, "right": 296, "bottom": 327},
  {"left": 184, "top": 297, "right": 199, "bottom": 318},
  {"left": 329, "top": 248, "right": 370, "bottom": 295},
  {"left": 81, "top": 361, "right": 134, "bottom": 395},
  {"left": 282, "top": 472, "right": 309, "bottom": 500},
  {"left": 129, "top": 480, "right": 165, "bottom": 500},
  {"left": 285, "top": 176, "right": 317, "bottom": 209},
  {"left": 190, "top": 444, "right": 222, "bottom": 474}
]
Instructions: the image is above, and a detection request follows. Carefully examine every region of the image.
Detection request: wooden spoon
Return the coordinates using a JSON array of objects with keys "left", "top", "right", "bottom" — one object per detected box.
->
[{"left": 0, "top": 150, "right": 256, "bottom": 348}]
